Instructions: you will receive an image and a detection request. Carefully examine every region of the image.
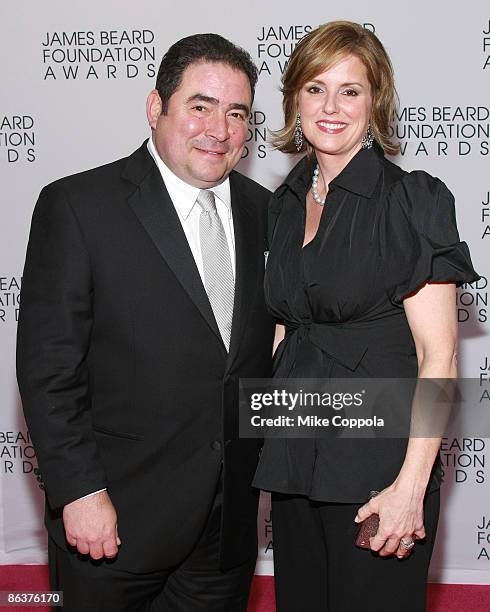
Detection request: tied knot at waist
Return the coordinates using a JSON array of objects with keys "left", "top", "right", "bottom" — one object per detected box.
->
[{"left": 283, "top": 320, "right": 368, "bottom": 372}]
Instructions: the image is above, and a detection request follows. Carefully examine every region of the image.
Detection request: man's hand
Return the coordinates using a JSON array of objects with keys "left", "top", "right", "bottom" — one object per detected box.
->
[{"left": 62, "top": 490, "right": 121, "bottom": 560}]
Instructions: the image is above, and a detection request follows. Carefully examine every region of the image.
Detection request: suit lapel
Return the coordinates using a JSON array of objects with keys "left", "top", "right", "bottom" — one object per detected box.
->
[
  {"left": 226, "top": 172, "right": 259, "bottom": 370},
  {"left": 123, "top": 143, "right": 223, "bottom": 344}
]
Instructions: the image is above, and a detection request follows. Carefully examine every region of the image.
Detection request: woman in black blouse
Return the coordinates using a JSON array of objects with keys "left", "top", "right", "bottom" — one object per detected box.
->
[{"left": 253, "top": 21, "right": 479, "bottom": 611}]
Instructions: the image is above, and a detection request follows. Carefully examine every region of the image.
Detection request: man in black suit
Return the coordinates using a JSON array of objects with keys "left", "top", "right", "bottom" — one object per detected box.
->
[{"left": 17, "top": 33, "right": 274, "bottom": 611}]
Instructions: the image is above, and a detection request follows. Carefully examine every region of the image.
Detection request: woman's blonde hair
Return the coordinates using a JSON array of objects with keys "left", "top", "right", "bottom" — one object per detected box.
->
[{"left": 273, "top": 21, "right": 399, "bottom": 156}]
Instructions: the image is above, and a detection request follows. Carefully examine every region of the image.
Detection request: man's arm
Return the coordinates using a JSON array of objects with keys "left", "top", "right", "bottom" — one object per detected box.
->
[{"left": 17, "top": 182, "right": 119, "bottom": 558}]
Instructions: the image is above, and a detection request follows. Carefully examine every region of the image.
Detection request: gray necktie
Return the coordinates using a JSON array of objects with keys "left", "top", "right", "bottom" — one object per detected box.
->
[{"left": 197, "top": 189, "right": 235, "bottom": 350}]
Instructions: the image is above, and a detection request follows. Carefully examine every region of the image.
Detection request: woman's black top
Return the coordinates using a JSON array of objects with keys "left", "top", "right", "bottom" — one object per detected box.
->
[{"left": 253, "top": 145, "right": 480, "bottom": 503}]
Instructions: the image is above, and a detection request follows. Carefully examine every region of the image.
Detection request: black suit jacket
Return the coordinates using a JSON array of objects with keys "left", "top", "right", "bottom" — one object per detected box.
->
[{"left": 17, "top": 142, "right": 274, "bottom": 572}]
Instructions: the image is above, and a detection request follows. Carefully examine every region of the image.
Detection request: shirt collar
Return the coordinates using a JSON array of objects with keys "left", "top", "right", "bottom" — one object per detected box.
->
[
  {"left": 276, "top": 143, "right": 384, "bottom": 200},
  {"left": 147, "top": 138, "right": 231, "bottom": 219}
]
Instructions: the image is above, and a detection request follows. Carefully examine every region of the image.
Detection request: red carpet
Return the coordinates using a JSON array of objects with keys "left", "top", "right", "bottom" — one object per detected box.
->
[{"left": 0, "top": 566, "right": 489, "bottom": 611}]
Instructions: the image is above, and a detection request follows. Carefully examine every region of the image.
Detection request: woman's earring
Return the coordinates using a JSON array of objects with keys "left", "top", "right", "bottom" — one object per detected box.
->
[
  {"left": 294, "top": 113, "right": 303, "bottom": 151},
  {"left": 361, "top": 124, "right": 374, "bottom": 149}
]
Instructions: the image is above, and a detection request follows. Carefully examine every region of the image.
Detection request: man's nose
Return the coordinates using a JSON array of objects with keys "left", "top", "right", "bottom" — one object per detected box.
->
[{"left": 206, "top": 112, "right": 229, "bottom": 141}]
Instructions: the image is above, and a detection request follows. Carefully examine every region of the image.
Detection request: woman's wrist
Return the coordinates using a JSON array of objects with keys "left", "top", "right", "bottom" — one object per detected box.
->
[{"left": 392, "top": 471, "right": 428, "bottom": 500}]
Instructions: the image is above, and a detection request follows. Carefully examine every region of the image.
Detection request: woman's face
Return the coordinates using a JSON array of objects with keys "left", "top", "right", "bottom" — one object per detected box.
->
[{"left": 298, "top": 54, "right": 373, "bottom": 163}]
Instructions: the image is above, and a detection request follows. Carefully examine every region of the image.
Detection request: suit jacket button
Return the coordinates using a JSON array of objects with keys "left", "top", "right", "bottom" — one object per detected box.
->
[
  {"left": 211, "top": 440, "right": 222, "bottom": 451},
  {"left": 38, "top": 483, "right": 45, "bottom": 490}
]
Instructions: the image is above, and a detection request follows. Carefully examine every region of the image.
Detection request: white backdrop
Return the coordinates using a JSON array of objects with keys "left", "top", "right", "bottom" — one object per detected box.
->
[{"left": 1, "top": 0, "right": 489, "bottom": 585}]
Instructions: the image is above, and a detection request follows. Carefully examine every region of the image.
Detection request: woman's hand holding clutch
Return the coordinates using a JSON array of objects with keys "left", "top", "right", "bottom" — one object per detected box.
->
[{"left": 354, "top": 480, "right": 426, "bottom": 559}]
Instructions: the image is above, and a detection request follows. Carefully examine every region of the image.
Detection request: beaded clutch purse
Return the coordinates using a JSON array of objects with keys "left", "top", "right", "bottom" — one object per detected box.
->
[{"left": 355, "top": 490, "right": 380, "bottom": 549}]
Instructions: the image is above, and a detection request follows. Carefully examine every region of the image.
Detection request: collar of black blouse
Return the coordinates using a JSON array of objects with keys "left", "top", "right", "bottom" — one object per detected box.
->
[{"left": 276, "top": 142, "right": 384, "bottom": 201}]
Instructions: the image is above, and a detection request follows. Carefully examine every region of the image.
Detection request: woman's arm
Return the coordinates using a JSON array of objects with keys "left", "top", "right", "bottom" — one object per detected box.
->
[
  {"left": 273, "top": 323, "right": 286, "bottom": 356},
  {"left": 355, "top": 282, "right": 457, "bottom": 558}
]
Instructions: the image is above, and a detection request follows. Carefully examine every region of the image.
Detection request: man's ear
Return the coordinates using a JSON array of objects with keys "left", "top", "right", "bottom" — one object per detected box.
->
[{"left": 146, "top": 90, "right": 163, "bottom": 129}]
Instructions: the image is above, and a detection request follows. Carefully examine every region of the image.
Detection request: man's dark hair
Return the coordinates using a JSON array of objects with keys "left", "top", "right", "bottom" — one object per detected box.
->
[{"left": 155, "top": 33, "right": 258, "bottom": 113}]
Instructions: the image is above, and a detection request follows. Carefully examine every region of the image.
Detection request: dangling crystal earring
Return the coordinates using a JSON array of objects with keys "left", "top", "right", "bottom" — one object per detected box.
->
[
  {"left": 361, "top": 124, "right": 374, "bottom": 149},
  {"left": 294, "top": 113, "right": 303, "bottom": 151}
]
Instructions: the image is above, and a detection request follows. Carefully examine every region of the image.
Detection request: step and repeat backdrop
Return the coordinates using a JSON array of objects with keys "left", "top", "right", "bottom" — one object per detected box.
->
[{"left": 1, "top": 0, "right": 489, "bottom": 585}]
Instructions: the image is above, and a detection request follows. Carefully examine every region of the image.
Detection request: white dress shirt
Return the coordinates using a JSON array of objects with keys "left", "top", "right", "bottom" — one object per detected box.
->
[{"left": 147, "top": 138, "right": 236, "bottom": 279}]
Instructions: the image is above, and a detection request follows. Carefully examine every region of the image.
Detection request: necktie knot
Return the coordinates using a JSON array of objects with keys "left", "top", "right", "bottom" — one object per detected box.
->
[{"left": 196, "top": 189, "right": 217, "bottom": 214}]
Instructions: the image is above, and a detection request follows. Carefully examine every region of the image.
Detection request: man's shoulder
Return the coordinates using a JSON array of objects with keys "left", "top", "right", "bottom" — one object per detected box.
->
[
  {"left": 47, "top": 158, "right": 122, "bottom": 195},
  {"left": 46, "top": 151, "right": 135, "bottom": 194},
  {"left": 42, "top": 142, "right": 150, "bottom": 201},
  {"left": 33, "top": 143, "right": 152, "bottom": 224},
  {"left": 229, "top": 170, "right": 271, "bottom": 201}
]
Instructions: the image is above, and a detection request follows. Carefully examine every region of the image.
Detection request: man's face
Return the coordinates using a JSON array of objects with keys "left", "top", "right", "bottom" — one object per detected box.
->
[{"left": 147, "top": 61, "right": 252, "bottom": 188}]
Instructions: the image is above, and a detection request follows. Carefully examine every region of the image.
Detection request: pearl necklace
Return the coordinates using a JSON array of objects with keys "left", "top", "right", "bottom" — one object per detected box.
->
[{"left": 311, "top": 165, "right": 326, "bottom": 205}]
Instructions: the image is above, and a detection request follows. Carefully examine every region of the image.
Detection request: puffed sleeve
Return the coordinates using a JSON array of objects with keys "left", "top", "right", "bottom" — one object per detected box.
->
[{"left": 384, "top": 171, "right": 480, "bottom": 305}]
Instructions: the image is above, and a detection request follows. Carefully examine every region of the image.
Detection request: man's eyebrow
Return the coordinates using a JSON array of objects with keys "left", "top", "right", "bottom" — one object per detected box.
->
[
  {"left": 186, "top": 95, "right": 250, "bottom": 114},
  {"left": 186, "top": 94, "right": 219, "bottom": 105},
  {"left": 228, "top": 103, "right": 250, "bottom": 114}
]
